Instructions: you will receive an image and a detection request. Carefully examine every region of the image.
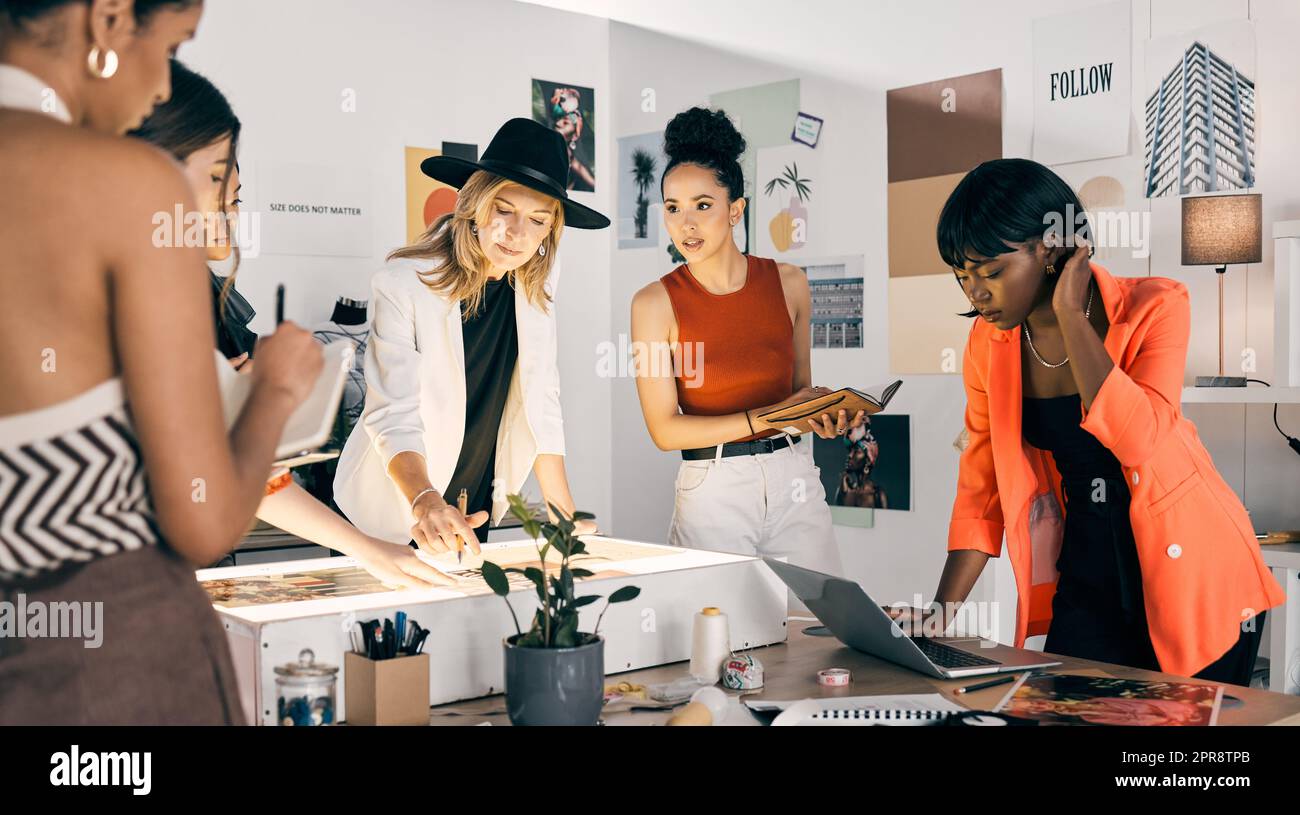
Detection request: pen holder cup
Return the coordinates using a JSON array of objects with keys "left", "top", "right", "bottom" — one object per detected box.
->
[{"left": 343, "top": 651, "right": 431, "bottom": 726}]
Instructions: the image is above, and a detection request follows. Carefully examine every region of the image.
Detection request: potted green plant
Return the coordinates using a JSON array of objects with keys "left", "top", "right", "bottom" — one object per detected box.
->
[{"left": 481, "top": 494, "right": 640, "bottom": 726}]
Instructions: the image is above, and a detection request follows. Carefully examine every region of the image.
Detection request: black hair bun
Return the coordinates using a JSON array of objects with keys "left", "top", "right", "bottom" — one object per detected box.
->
[{"left": 663, "top": 107, "right": 746, "bottom": 165}]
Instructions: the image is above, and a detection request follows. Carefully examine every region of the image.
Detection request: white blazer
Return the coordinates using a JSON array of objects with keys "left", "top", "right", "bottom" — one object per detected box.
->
[{"left": 333, "top": 256, "right": 565, "bottom": 543}]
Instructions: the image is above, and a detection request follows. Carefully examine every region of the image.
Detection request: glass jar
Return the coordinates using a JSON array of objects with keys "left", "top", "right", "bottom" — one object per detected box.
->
[{"left": 274, "top": 648, "right": 337, "bottom": 726}]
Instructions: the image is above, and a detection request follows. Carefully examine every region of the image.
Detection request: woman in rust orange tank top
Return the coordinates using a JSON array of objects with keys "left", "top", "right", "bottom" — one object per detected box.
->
[{"left": 630, "top": 107, "right": 863, "bottom": 577}]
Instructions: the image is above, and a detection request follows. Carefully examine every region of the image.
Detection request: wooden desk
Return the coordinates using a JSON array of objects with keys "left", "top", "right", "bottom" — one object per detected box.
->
[{"left": 428, "top": 623, "right": 1300, "bottom": 726}]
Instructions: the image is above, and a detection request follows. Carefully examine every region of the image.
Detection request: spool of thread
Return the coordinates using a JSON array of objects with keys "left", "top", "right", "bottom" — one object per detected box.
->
[
  {"left": 689, "top": 607, "right": 730, "bottom": 683},
  {"left": 817, "top": 668, "right": 852, "bottom": 687}
]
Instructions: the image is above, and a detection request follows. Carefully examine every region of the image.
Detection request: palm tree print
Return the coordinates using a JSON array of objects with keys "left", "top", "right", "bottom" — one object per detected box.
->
[
  {"left": 763, "top": 162, "right": 812, "bottom": 202},
  {"left": 630, "top": 148, "right": 657, "bottom": 240}
]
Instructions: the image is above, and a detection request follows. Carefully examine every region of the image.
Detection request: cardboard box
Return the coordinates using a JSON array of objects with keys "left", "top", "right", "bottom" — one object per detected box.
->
[{"left": 344, "top": 652, "right": 430, "bottom": 726}]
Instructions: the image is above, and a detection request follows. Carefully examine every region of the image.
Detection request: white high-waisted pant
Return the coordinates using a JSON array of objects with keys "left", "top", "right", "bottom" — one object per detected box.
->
[{"left": 666, "top": 435, "right": 843, "bottom": 579}]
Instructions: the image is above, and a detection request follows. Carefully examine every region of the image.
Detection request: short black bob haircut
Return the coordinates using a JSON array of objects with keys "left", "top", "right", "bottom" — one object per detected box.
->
[{"left": 936, "top": 158, "right": 1091, "bottom": 317}]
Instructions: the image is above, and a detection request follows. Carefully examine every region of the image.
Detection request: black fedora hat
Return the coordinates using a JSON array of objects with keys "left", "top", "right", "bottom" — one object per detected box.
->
[{"left": 421, "top": 118, "right": 609, "bottom": 230}]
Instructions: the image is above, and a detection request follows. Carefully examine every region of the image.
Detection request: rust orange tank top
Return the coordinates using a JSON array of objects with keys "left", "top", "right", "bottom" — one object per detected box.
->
[{"left": 660, "top": 254, "right": 794, "bottom": 441}]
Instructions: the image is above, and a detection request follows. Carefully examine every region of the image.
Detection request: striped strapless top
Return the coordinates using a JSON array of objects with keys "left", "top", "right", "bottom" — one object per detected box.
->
[{"left": 0, "top": 378, "right": 160, "bottom": 579}]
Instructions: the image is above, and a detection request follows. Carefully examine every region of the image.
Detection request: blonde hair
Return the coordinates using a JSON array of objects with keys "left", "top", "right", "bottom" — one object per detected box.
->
[{"left": 388, "top": 171, "right": 564, "bottom": 318}]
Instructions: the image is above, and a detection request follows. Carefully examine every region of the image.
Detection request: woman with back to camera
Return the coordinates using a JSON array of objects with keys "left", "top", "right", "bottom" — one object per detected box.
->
[
  {"left": 889, "top": 158, "right": 1284, "bottom": 684},
  {"left": 130, "top": 59, "right": 453, "bottom": 590},
  {"left": 630, "top": 107, "right": 862, "bottom": 574},
  {"left": 0, "top": 0, "right": 321, "bottom": 724}
]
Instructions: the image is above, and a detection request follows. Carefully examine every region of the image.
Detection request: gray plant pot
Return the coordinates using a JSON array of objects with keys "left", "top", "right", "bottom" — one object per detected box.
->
[{"left": 503, "top": 634, "right": 604, "bottom": 726}]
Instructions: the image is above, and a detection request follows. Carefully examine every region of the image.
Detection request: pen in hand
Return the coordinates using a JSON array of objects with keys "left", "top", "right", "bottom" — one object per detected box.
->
[
  {"left": 456, "top": 488, "right": 468, "bottom": 565},
  {"left": 275, "top": 283, "right": 285, "bottom": 326}
]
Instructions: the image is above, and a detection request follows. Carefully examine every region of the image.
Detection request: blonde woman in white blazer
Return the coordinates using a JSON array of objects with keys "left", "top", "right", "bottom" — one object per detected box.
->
[{"left": 334, "top": 119, "right": 610, "bottom": 555}]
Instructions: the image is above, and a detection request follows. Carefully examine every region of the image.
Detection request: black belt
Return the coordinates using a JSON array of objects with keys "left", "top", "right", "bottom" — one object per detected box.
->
[{"left": 681, "top": 434, "right": 801, "bottom": 460}]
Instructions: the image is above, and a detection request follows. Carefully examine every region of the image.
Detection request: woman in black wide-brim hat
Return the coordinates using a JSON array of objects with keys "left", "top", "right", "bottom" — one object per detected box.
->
[{"left": 334, "top": 118, "right": 609, "bottom": 557}]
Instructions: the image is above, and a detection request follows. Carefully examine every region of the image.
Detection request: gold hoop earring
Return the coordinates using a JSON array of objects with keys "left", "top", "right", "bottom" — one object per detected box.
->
[{"left": 87, "top": 46, "right": 119, "bottom": 80}]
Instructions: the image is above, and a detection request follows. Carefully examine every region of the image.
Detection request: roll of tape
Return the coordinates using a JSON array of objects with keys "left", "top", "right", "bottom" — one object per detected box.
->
[
  {"left": 721, "top": 653, "right": 764, "bottom": 690},
  {"left": 817, "top": 668, "right": 851, "bottom": 687}
]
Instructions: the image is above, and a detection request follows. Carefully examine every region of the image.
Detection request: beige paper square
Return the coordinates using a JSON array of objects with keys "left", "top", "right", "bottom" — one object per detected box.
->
[
  {"left": 889, "top": 274, "right": 976, "bottom": 375},
  {"left": 887, "top": 173, "right": 966, "bottom": 279}
]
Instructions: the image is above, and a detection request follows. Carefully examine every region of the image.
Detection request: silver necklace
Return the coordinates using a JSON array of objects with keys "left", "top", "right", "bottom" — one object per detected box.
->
[{"left": 1022, "top": 284, "right": 1094, "bottom": 369}]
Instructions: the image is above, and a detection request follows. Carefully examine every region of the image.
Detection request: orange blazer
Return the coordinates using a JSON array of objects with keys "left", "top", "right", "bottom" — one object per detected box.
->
[{"left": 949, "top": 262, "right": 1285, "bottom": 677}]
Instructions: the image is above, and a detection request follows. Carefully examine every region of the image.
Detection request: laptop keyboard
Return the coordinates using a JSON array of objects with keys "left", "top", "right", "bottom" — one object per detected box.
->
[{"left": 910, "top": 637, "right": 1000, "bottom": 668}]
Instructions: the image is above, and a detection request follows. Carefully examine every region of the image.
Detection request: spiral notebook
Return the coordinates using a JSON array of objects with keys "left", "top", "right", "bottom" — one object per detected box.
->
[{"left": 745, "top": 694, "right": 968, "bottom": 726}]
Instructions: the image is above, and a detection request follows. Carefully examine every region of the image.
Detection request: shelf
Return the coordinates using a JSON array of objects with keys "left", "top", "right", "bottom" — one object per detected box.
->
[{"left": 1181, "top": 387, "right": 1300, "bottom": 404}]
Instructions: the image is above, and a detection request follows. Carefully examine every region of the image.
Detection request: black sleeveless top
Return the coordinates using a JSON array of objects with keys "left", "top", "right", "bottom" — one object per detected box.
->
[
  {"left": 1022, "top": 393, "right": 1143, "bottom": 622},
  {"left": 444, "top": 275, "right": 519, "bottom": 542}
]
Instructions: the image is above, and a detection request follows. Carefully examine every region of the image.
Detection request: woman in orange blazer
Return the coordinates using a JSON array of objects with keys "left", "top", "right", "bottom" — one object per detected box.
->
[{"left": 897, "top": 159, "right": 1284, "bottom": 684}]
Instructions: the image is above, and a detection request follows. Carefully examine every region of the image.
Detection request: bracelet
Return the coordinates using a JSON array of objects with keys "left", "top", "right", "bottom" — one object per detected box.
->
[
  {"left": 409, "top": 487, "right": 439, "bottom": 511},
  {"left": 264, "top": 471, "right": 293, "bottom": 496},
  {"left": 745, "top": 409, "right": 756, "bottom": 436}
]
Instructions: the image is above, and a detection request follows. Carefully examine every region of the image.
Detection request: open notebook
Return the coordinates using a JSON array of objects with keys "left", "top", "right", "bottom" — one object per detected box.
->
[
  {"left": 217, "top": 341, "right": 354, "bottom": 468},
  {"left": 755, "top": 379, "right": 903, "bottom": 435}
]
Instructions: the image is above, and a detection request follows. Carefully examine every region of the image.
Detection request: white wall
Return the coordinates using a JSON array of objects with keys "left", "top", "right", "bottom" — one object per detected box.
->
[
  {"left": 183, "top": 0, "right": 1299, "bottom": 648},
  {"left": 181, "top": 0, "right": 614, "bottom": 524},
  {"left": 606, "top": 0, "right": 1300, "bottom": 645}
]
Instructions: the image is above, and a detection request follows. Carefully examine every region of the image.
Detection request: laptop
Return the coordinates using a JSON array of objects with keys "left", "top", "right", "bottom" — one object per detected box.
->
[{"left": 764, "top": 558, "right": 1061, "bottom": 679}]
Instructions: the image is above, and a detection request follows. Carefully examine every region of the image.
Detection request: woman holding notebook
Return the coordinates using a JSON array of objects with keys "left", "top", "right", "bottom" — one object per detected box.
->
[
  {"left": 893, "top": 158, "right": 1284, "bottom": 684},
  {"left": 630, "top": 107, "right": 862, "bottom": 574},
  {"left": 129, "top": 60, "right": 454, "bottom": 591}
]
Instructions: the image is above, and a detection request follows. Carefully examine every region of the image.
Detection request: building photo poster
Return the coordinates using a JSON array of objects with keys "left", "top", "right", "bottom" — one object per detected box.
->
[
  {"left": 1143, "top": 20, "right": 1256, "bottom": 198},
  {"left": 1031, "top": 0, "right": 1132, "bottom": 166}
]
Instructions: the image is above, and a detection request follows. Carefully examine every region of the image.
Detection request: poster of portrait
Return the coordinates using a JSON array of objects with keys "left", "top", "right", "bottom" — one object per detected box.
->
[
  {"left": 813, "top": 413, "right": 911, "bottom": 528},
  {"left": 532, "top": 78, "right": 596, "bottom": 192},
  {"left": 1031, "top": 0, "right": 1131, "bottom": 166},
  {"left": 616, "top": 131, "right": 666, "bottom": 249}
]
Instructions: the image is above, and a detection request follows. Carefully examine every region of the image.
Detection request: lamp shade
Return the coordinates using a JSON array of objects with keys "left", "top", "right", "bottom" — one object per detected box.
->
[{"left": 1181, "top": 193, "right": 1262, "bottom": 266}]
